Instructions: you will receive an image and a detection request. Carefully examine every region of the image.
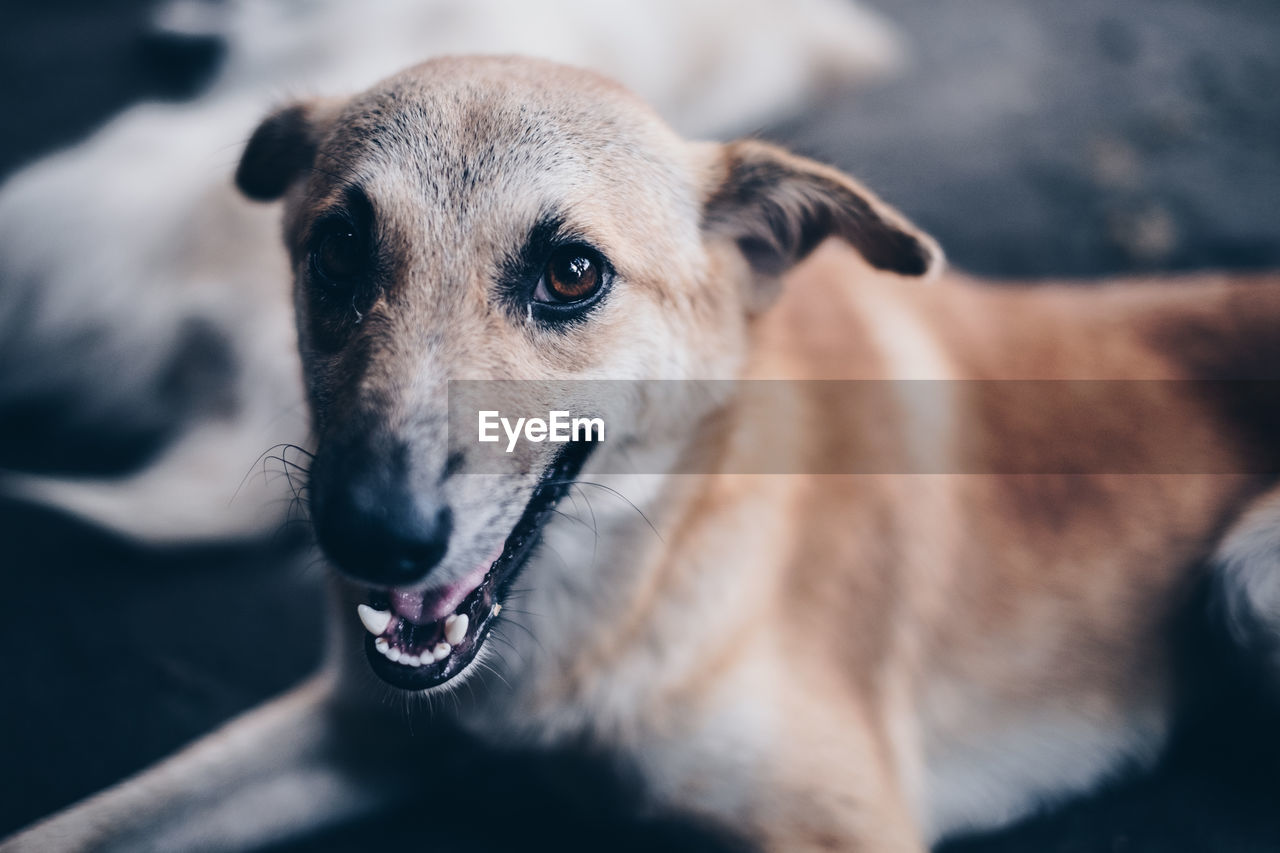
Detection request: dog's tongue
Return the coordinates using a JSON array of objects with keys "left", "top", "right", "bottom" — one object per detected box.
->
[{"left": 391, "top": 562, "right": 490, "bottom": 624}]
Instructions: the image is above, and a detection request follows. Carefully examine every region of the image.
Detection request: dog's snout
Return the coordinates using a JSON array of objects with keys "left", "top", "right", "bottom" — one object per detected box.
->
[{"left": 313, "top": 442, "right": 452, "bottom": 587}]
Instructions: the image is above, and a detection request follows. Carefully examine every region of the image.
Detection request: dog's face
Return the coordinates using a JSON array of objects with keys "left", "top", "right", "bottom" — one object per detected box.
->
[{"left": 237, "top": 56, "right": 938, "bottom": 692}]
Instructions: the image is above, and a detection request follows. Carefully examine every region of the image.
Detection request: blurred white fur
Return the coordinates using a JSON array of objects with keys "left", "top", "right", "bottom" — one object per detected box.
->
[{"left": 0, "top": 0, "right": 906, "bottom": 542}]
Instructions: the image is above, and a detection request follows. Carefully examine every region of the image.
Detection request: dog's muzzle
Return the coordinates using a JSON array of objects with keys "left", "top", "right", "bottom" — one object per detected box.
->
[{"left": 339, "top": 442, "right": 596, "bottom": 691}]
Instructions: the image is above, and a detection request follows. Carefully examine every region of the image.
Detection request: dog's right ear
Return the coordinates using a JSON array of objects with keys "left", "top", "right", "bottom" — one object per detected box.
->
[{"left": 235, "top": 101, "right": 337, "bottom": 202}]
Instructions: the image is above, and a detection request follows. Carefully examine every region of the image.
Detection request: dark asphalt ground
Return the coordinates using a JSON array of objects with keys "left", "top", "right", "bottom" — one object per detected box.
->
[{"left": 1, "top": 1, "right": 1279, "bottom": 850}]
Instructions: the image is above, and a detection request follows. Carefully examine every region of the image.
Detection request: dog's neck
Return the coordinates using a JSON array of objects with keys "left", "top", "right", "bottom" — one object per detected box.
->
[{"left": 457, "top": 385, "right": 806, "bottom": 743}]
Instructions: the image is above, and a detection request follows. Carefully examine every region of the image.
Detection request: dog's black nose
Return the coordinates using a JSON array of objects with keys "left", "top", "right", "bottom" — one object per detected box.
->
[{"left": 312, "top": 443, "right": 452, "bottom": 587}]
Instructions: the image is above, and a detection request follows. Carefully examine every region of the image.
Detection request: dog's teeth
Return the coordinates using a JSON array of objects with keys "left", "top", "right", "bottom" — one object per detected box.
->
[
  {"left": 433, "top": 642, "right": 452, "bottom": 661},
  {"left": 407, "top": 654, "right": 422, "bottom": 667},
  {"left": 374, "top": 637, "right": 389, "bottom": 653},
  {"left": 387, "top": 647, "right": 402, "bottom": 663},
  {"left": 444, "top": 613, "right": 468, "bottom": 645},
  {"left": 356, "top": 604, "right": 392, "bottom": 636},
  {"left": 491, "top": 604, "right": 502, "bottom": 617}
]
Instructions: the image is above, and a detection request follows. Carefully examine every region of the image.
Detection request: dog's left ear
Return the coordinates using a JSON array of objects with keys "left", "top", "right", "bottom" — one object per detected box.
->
[{"left": 701, "top": 140, "right": 943, "bottom": 300}]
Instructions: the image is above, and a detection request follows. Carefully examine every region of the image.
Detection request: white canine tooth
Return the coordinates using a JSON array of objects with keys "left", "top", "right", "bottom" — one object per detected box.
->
[
  {"left": 433, "top": 642, "right": 452, "bottom": 661},
  {"left": 387, "top": 647, "right": 402, "bottom": 663},
  {"left": 374, "top": 637, "right": 389, "bottom": 653},
  {"left": 444, "top": 613, "right": 468, "bottom": 645},
  {"left": 491, "top": 604, "right": 502, "bottom": 617},
  {"left": 356, "top": 604, "right": 392, "bottom": 636}
]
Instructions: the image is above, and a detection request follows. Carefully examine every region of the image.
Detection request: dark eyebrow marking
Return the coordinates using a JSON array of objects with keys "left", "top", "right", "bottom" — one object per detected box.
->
[
  {"left": 494, "top": 211, "right": 570, "bottom": 312},
  {"left": 500, "top": 212, "right": 568, "bottom": 284},
  {"left": 295, "top": 183, "right": 379, "bottom": 264},
  {"left": 308, "top": 184, "right": 376, "bottom": 238}
]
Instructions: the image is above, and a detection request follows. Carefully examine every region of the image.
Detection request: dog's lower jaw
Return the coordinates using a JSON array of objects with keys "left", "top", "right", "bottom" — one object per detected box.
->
[{"left": 361, "top": 580, "right": 502, "bottom": 691}]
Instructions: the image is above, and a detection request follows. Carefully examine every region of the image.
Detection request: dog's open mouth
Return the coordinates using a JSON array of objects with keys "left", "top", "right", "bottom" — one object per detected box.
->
[{"left": 354, "top": 444, "right": 592, "bottom": 690}]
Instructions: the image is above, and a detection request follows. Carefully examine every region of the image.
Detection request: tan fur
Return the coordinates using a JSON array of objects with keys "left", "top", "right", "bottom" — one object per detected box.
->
[{"left": 8, "top": 56, "right": 1280, "bottom": 853}]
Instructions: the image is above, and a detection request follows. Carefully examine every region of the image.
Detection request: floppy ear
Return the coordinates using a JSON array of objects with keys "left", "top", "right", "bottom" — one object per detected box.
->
[
  {"left": 702, "top": 139, "right": 943, "bottom": 294},
  {"left": 235, "top": 101, "right": 336, "bottom": 202}
]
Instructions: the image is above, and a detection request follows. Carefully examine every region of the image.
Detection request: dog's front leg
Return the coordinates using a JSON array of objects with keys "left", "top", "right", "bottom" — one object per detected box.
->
[
  {"left": 745, "top": 704, "right": 927, "bottom": 853},
  {"left": 746, "top": 769, "right": 926, "bottom": 852},
  {"left": 1, "top": 674, "right": 413, "bottom": 853}
]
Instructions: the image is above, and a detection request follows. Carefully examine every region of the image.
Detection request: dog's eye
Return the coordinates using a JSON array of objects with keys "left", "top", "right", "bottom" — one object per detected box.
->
[
  {"left": 534, "top": 245, "right": 604, "bottom": 304},
  {"left": 312, "top": 226, "right": 367, "bottom": 283}
]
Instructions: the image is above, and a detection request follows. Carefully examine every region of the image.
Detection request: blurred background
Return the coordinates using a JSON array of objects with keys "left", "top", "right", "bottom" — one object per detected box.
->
[{"left": 1, "top": 0, "right": 1279, "bottom": 850}]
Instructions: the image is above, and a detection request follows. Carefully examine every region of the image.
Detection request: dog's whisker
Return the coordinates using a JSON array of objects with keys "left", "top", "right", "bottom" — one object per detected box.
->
[
  {"left": 228, "top": 442, "right": 317, "bottom": 511},
  {"left": 574, "top": 480, "right": 665, "bottom": 544},
  {"left": 495, "top": 615, "right": 545, "bottom": 655},
  {"left": 472, "top": 658, "right": 513, "bottom": 693},
  {"left": 546, "top": 507, "right": 596, "bottom": 532}
]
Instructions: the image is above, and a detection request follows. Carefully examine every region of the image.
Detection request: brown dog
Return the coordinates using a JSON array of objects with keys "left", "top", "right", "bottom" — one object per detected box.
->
[{"left": 6, "top": 56, "right": 1280, "bottom": 852}]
